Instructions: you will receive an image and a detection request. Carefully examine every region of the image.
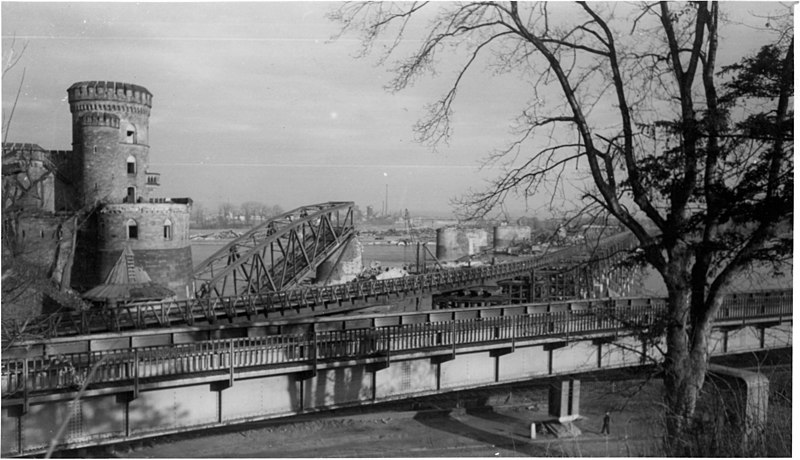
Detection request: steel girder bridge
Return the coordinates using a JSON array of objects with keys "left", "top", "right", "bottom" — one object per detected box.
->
[
  {"left": 1, "top": 289, "right": 792, "bottom": 456},
  {"left": 192, "top": 201, "right": 356, "bottom": 299}
]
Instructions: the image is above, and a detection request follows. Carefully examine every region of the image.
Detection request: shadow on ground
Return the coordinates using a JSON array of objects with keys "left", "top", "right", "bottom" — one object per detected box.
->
[{"left": 413, "top": 407, "right": 547, "bottom": 456}]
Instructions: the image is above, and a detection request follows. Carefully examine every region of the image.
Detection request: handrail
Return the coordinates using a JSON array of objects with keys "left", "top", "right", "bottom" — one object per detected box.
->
[{"left": 2, "top": 289, "right": 790, "bottom": 396}]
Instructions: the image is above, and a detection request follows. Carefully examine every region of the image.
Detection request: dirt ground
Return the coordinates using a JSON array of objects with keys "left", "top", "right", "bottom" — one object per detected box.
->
[
  {"left": 68, "top": 355, "right": 790, "bottom": 458},
  {"left": 100, "top": 376, "right": 666, "bottom": 458}
]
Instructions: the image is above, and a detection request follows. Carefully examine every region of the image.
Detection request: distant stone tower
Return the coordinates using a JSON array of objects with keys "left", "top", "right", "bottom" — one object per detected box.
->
[
  {"left": 67, "top": 81, "right": 194, "bottom": 299},
  {"left": 68, "top": 81, "right": 153, "bottom": 206}
]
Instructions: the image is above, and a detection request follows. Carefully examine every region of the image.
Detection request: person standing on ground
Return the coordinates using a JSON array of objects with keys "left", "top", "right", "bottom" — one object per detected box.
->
[{"left": 601, "top": 411, "right": 611, "bottom": 435}]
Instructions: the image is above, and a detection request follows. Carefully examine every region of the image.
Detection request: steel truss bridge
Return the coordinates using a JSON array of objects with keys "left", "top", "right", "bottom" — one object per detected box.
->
[
  {"left": 193, "top": 202, "right": 356, "bottom": 299},
  {"left": 4, "top": 229, "right": 641, "bottom": 338},
  {"left": 1, "top": 289, "right": 791, "bottom": 456}
]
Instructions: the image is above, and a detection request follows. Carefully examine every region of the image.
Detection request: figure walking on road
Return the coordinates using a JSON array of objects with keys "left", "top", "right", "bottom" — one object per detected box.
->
[{"left": 601, "top": 411, "right": 611, "bottom": 435}]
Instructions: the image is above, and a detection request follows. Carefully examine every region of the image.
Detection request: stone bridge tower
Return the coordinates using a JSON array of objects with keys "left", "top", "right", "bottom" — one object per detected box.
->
[
  {"left": 68, "top": 81, "right": 154, "bottom": 206},
  {"left": 67, "top": 81, "right": 194, "bottom": 299}
]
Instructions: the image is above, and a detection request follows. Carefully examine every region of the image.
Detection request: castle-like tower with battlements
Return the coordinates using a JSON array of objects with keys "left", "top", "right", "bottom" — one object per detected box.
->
[
  {"left": 68, "top": 81, "right": 155, "bottom": 206},
  {"left": 3, "top": 81, "right": 194, "bottom": 300}
]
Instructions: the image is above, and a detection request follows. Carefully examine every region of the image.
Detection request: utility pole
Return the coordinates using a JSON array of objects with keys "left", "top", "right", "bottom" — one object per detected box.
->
[{"left": 384, "top": 183, "right": 389, "bottom": 216}]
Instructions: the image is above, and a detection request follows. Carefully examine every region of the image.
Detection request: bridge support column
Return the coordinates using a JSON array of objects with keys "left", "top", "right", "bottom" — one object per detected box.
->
[
  {"left": 548, "top": 379, "right": 580, "bottom": 422},
  {"left": 706, "top": 364, "right": 769, "bottom": 452},
  {"left": 315, "top": 238, "right": 363, "bottom": 285}
]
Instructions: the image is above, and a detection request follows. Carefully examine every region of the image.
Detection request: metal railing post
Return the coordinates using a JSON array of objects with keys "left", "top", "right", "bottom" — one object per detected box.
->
[
  {"left": 312, "top": 329, "right": 318, "bottom": 374},
  {"left": 229, "top": 339, "right": 235, "bottom": 387},
  {"left": 452, "top": 320, "right": 457, "bottom": 357},
  {"left": 133, "top": 349, "right": 139, "bottom": 399},
  {"left": 22, "top": 358, "right": 29, "bottom": 414}
]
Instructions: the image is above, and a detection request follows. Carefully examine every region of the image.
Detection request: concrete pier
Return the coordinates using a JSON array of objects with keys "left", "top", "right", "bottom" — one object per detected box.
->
[
  {"left": 548, "top": 379, "right": 580, "bottom": 422},
  {"left": 707, "top": 364, "right": 769, "bottom": 450}
]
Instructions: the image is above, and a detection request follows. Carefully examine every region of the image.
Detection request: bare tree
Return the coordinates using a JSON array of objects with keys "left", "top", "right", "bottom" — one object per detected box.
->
[
  {"left": 241, "top": 200, "right": 264, "bottom": 225},
  {"left": 330, "top": 1, "right": 792, "bottom": 444},
  {"left": 2, "top": 35, "right": 28, "bottom": 144}
]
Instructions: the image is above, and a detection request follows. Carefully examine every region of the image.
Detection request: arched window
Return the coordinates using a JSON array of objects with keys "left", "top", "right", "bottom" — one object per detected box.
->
[
  {"left": 126, "top": 155, "right": 136, "bottom": 175},
  {"left": 125, "top": 124, "right": 137, "bottom": 144},
  {"left": 163, "top": 218, "right": 173, "bottom": 240},
  {"left": 126, "top": 219, "right": 138, "bottom": 239},
  {"left": 126, "top": 186, "right": 136, "bottom": 203}
]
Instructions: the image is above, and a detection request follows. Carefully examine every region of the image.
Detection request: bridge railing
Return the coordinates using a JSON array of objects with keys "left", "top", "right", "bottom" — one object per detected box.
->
[
  {"left": 1, "top": 258, "right": 544, "bottom": 337},
  {"left": 1, "top": 233, "right": 643, "bottom": 338},
  {"left": 2, "top": 290, "right": 790, "bottom": 397}
]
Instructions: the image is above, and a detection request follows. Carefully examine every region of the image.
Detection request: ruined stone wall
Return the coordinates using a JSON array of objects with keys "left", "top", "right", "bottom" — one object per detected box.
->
[
  {"left": 315, "top": 238, "right": 363, "bottom": 285},
  {"left": 48, "top": 150, "right": 81, "bottom": 212},
  {"left": 435, "top": 227, "right": 490, "bottom": 261},
  {"left": 13, "top": 213, "right": 74, "bottom": 269},
  {"left": 70, "top": 213, "right": 100, "bottom": 290},
  {"left": 493, "top": 225, "right": 531, "bottom": 251}
]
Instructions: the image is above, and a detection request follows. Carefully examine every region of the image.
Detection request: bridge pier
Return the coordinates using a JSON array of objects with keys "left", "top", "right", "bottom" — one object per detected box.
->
[
  {"left": 548, "top": 379, "right": 581, "bottom": 422},
  {"left": 315, "top": 238, "right": 363, "bottom": 285}
]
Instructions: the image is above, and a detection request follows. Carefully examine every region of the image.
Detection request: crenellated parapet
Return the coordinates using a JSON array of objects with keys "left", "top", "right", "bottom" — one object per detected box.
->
[
  {"left": 68, "top": 81, "right": 152, "bottom": 108},
  {"left": 79, "top": 112, "right": 120, "bottom": 128}
]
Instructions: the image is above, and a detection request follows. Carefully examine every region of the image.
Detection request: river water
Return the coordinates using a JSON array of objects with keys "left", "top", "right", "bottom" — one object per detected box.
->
[
  {"left": 190, "top": 241, "right": 790, "bottom": 295},
  {"left": 191, "top": 241, "right": 421, "bottom": 269}
]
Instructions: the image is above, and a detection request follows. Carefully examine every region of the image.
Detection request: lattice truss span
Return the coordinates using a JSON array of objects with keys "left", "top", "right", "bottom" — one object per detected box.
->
[{"left": 192, "top": 202, "right": 355, "bottom": 299}]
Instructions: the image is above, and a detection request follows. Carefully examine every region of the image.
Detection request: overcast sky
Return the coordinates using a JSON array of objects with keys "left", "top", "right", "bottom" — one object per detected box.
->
[{"left": 1, "top": 1, "right": 790, "bottom": 218}]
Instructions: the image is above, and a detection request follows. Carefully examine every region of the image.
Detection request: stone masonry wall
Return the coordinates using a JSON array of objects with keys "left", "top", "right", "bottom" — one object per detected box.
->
[
  {"left": 95, "top": 203, "right": 193, "bottom": 298},
  {"left": 77, "top": 121, "right": 120, "bottom": 204},
  {"left": 13, "top": 213, "right": 74, "bottom": 270},
  {"left": 69, "top": 81, "right": 152, "bottom": 206}
]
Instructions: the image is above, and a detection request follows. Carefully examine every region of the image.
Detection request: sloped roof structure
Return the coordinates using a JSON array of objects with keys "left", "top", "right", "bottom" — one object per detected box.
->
[{"left": 82, "top": 246, "right": 175, "bottom": 302}]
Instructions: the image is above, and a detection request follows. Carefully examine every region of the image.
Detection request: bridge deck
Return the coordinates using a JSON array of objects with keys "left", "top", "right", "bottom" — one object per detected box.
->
[
  {"left": 2, "top": 289, "right": 790, "bottom": 401},
  {"left": 4, "top": 233, "right": 642, "bottom": 338},
  {"left": 1, "top": 289, "right": 791, "bottom": 457}
]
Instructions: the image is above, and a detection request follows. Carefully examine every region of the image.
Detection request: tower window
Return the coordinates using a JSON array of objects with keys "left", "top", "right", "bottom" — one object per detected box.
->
[
  {"left": 126, "top": 187, "right": 136, "bottom": 203},
  {"left": 163, "top": 219, "right": 173, "bottom": 240},
  {"left": 127, "top": 156, "right": 136, "bottom": 175},
  {"left": 126, "top": 219, "right": 138, "bottom": 239},
  {"left": 125, "top": 124, "right": 137, "bottom": 144}
]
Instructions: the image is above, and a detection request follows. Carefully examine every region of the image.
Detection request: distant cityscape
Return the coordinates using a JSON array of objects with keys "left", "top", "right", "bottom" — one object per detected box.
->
[{"left": 189, "top": 200, "right": 625, "bottom": 248}]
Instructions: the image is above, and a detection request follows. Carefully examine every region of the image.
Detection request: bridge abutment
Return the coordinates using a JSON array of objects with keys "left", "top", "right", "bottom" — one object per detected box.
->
[{"left": 704, "top": 364, "right": 769, "bottom": 452}]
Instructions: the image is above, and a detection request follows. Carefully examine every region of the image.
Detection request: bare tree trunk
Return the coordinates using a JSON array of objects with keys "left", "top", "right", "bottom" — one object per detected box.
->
[{"left": 661, "top": 281, "right": 726, "bottom": 452}]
